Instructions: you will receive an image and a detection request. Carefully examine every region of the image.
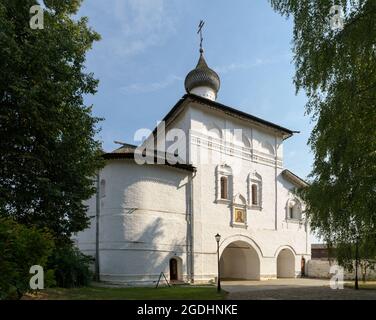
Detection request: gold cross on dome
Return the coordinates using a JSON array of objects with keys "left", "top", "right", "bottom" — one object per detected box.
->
[{"left": 197, "top": 20, "right": 205, "bottom": 53}]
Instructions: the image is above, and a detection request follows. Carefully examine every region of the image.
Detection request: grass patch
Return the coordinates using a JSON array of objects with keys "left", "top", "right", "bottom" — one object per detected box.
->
[
  {"left": 344, "top": 281, "right": 376, "bottom": 290},
  {"left": 23, "top": 285, "right": 227, "bottom": 300}
]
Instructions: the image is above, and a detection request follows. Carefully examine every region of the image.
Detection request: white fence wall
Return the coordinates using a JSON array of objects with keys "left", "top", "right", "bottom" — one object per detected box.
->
[{"left": 307, "top": 259, "right": 376, "bottom": 280}]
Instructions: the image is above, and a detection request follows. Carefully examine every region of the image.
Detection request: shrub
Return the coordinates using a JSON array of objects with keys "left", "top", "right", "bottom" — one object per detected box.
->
[
  {"left": 0, "top": 217, "right": 54, "bottom": 300},
  {"left": 48, "top": 244, "right": 93, "bottom": 288}
]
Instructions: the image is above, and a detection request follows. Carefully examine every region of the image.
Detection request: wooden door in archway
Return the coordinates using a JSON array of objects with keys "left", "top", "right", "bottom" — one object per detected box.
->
[{"left": 169, "top": 259, "right": 178, "bottom": 281}]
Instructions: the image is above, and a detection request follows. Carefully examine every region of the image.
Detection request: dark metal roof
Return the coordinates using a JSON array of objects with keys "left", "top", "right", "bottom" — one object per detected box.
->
[
  {"left": 102, "top": 149, "right": 196, "bottom": 173},
  {"left": 111, "top": 143, "right": 137, "bottom": 154},
  {"left": 282, "top": 169, "right": 308, "bottom": 187}
]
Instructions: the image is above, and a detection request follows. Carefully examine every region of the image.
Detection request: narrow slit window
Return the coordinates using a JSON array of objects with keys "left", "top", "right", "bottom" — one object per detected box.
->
[
  {"left": 251, "top": 184, "right": 258, "bottom": 205},
  {"left": 289, "top": 206, "right": 294, "bottom": 219},
  {"left": 220, "top": 176, "right": 228, "bottom": 200}
]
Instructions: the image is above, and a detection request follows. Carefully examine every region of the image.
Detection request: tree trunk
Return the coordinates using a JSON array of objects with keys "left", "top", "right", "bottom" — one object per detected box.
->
[{"left": 355, "top": 239, "right": 359, "bottom": 290}]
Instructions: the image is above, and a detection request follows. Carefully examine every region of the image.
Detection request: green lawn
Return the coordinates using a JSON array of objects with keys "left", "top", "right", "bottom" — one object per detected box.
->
[{"left": 24, "top": 285, "right": 226, "bottom": 300}]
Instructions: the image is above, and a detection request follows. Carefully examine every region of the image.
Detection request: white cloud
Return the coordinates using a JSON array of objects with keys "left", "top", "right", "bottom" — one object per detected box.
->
[
  {"left": 214, "top": 59, "right": 265, "bottom": 74},
  {"left": 109, "top": 0, "right": 178, "bottom": 57},
  {"left": 121, "top": 75, "right": 182, "bottom": 94},
  {"left": 214, "top": 54, "right": 290, "bottom": 75}
]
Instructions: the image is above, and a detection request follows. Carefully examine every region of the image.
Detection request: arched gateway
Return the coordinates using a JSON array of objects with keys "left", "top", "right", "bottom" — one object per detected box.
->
[
  {"left": 276, "top": 248, "right": 295, "bottom": 278},
  {"left": 219, "top": 238, "right": 261, "bottom": 280}
]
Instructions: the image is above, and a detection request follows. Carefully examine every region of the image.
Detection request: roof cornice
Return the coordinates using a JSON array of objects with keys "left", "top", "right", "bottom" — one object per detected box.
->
[
  {"left": 282, "top": 169, "right": 309, "bottom": 188},
  {"left": 102, "top": 151, "right": 196, "bottom": 173},
  {"left": 150, "top": 94, "right": 296, "bottom": 140}
]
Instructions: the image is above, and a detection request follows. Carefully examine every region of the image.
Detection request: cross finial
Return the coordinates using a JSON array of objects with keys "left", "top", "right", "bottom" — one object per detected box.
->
[{"left": 197, "top": 20, "right": 205, "bottom": 53}]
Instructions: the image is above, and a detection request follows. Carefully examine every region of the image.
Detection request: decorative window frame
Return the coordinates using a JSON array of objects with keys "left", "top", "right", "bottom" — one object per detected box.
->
[
  {"left": 215, "top": 164, "right": 232, "bottom": 204},
  {"left": 286, "top": 198, "right": 303, "bottom": 223},
  {"left": 247, "top": 171, "right": 262, "bottom": 210},
  {"left": 231, "top": 194, "right": 248, "bottom": 229}
]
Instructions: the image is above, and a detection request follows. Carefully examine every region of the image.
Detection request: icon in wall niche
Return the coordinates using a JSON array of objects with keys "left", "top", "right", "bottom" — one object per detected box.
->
[{"left": 234, "top": 208, "right": 245, "bottom": 224}]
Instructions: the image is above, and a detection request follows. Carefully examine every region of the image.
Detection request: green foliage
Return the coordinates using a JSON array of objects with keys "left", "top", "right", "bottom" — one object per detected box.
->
[
  {"left": 47, "top": 244, "right": 93, "bottom": 288},
  {"left": 270, "top": 0, "right": 376, "bottom": 266},
  {"left": 0, "top": 0, "right": 104, "bottom": 243},
  {"left": 0, "top": 217, "right": 54, "bottom": 300},
  {"left": 44, "top": 269, "right": 57, "bottom": 288}
]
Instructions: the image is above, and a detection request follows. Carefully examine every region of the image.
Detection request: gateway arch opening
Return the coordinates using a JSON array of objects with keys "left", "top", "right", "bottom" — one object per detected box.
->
[
  {"left": 277, "top": 248, "right": 295, "bottom": 278},
  {"left": 220, "top": 240, "right": 260, "bottom": 280}
]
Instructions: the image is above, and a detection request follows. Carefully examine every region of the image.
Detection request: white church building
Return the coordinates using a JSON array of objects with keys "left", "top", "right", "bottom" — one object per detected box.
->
[{"left": 75, "top": 43, "right": 311, "bottom": 285}]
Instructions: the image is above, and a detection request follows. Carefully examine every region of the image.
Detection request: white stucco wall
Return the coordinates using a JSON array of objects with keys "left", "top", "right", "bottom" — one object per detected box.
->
[
  {"left": 76, "top": 99, "right": 311, "bottom": 285},
  {"left": 187, "top": 103, "right": 310, "bottom": 282},
  {"left": 190, "top": 86, "right": 216, "bottom": 101},
  {"left": 76, "top": 160, "right": 192, "bottom": 284},
  {"left": 307, "top": 260, "right": 376, "bottom": 280}
]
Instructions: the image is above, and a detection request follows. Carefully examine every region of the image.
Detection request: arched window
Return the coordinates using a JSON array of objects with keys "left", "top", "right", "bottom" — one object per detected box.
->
[
  {"left": 287, "top": 199, "right": 302, "bottom": 220},
  {"left": 216, "top": 165, "right": 232, "bottom": 203},
  {"left": 251, "top": 184, "right": 258, "bottom": 205},
  {"left": 248, "top": 171, "right": 262, "bottom": 209},
  {"left": 220, "top": 176, "right": 228, "bottom": 200}
]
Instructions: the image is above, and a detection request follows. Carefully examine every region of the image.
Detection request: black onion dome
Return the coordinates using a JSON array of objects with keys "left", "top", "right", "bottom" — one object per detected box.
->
[{"left": 184, "top": 52, "right": 220, "bottom": 95}]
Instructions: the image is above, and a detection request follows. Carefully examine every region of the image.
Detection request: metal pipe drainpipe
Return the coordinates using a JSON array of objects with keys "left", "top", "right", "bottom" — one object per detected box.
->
[
  {"left": 94, "top": 172, "right": 100, "bottom": 282},
  {"left": 274, "top": 135, "right": 278, "bottom": 231},
  {"left": 189, "top": 170, "right": 196, "bottom": 283}
]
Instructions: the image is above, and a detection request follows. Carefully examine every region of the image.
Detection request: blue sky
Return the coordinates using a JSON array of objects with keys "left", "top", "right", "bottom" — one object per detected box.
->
[{"left": 78, "top": 0, "right": 314, "bottom": 181}]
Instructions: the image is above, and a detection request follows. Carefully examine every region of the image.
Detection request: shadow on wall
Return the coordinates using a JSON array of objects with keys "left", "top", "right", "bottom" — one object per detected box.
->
[
  {"left": 124, "top": 216, "right": 187, "bottom": 284},
  {"left": 106, "top": 166, "right": 192, "bottom": 284}
]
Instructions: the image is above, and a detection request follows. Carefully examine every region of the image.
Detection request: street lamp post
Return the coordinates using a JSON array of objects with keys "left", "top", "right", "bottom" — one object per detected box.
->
[
  {"left": 355, "top": 236, "right": 359, "bottom": 290},
  {"left": 215, "top": 233, "right": 221, "bottom": 292}
]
